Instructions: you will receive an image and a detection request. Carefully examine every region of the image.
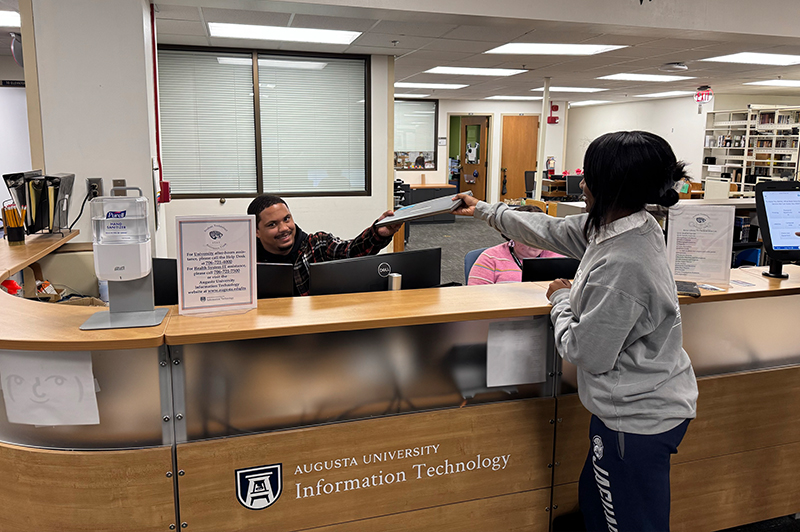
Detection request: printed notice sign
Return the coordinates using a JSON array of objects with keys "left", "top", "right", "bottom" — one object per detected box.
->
[
  {"left": 666, "top": 204, "right": 735, "bottom": 286},
  {"left": 176, "top": 215, "right": 257, "bottom": 315},
  {"left": 486, "top": 317, "right": 549, "bottom": 387}
]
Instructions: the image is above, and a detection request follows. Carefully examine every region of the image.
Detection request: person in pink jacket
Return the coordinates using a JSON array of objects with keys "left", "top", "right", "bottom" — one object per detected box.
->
[{"left": 467, "top": 205, "right": 562, "bottom": 285}]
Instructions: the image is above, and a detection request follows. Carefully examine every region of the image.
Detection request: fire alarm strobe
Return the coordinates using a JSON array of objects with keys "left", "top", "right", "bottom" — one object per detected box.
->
[{"left": 547, "top": 103, "right": 559, "bottom": 124}]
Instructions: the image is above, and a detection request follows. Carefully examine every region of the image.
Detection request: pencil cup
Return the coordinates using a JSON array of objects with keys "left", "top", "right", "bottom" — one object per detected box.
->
[
  {"left": 388, "top": 273, "right": 402, "bottom": 291},
  {"left": 2, "top": 207, "right": 25, "bottom": 246}
]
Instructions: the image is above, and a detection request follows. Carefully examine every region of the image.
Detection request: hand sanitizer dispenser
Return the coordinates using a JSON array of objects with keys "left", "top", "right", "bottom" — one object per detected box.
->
[
  {"left": 81, "top": 187, "right": 168, "bottom": 331},
  {"left": 92, "top": 193, "right": 151, "bottom": 281}
]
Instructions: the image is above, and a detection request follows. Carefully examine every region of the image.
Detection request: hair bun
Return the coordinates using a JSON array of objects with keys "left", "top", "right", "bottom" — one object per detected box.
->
[
  {"left": 656, "top": 188, "right": 679, "bottom": 207},
  {"left": 671, "top": 161, "right": 688, "bottom": 182}
]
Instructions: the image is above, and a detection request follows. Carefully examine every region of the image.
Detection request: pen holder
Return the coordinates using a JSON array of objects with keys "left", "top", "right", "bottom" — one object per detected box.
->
[{"left": 2, "top": 205, "right": 25, "bottom": 246}]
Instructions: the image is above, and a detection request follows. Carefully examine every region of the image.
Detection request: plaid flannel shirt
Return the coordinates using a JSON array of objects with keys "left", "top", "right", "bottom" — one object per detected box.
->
[{"left": 291, "top": 225, "right": 393, "bottom": 296}]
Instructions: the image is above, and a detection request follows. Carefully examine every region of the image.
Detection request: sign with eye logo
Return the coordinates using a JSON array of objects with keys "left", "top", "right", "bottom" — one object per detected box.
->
[
  {"left": 666, "top": 203, "right": 735, "bottom": 286},
  {"left": 0, "top": 350, "right": 99, "bottom": 425}
]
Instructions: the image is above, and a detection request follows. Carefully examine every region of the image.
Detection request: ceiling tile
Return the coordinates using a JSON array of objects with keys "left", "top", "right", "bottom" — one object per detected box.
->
[
  {"left": 346, "top": 45, "right": 414, "bottom": 56},
  {"left": 371, "top": 20, "right": 456, "bottom": 38},
  {"left": 201, "top": 8, "right": 292, "bottom": 27},
  {"left": 156, "top": 19, "right": 206, "bottom": 37},
  {"left": 290, "top": 14, "right": 377, "bottom": 32},
  {"left": 154, "top": 5, "right": 201, "bottom": 22},
  {"left": 352, "top": 32, "right": 434, "bottom": 49},
  {"left": 157, "top": 34, "right": 210, "bottom": 47},
  {"left": 438, "top": 24, "right": 532, "bottom": 43}
]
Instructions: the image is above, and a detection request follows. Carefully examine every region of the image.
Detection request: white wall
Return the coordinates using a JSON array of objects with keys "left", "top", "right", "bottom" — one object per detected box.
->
[
  {"left": 713, "top": 94, "right": 800, "bottom": 111},
  {"left": 397, "top": 99, "right": 542, "bottom": 204},
  {"left": 0, "top": 87, "right": 31, "bottom": 205},
  {"left": 161, "top": 55, "right": 394, "bottom": 257},
  {"left": 565, "top": 97, "right": 708, "bottom": 181},
  {"left": 543, "top": 100, "right": 567, "bottom": 175},
  {"left": 30, "top": 0, "right": 157, "bottom": 242}
]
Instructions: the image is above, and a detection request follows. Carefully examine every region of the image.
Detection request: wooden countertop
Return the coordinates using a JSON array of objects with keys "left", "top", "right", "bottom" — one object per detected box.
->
[{"left": 0, "top": 231, "right": 79, "bottom": 282}]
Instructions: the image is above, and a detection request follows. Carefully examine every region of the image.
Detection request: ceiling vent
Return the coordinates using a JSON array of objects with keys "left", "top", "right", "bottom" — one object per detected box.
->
[{"left": 659, "top": 62, "right": 688, "bottom": 73}]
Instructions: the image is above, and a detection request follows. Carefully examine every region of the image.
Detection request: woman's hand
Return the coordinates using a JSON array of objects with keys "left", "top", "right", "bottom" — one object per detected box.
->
[
  {"left": 451, "top": 193, "right": 479, "bottom": 216},
  {"left": 546, "top": 278, "right": 572, "bottom": 299}
]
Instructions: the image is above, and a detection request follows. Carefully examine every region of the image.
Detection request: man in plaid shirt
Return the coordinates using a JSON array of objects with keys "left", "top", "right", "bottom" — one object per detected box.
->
[{"left": 247, "top": 195, "right": 402, "bottom": 296}]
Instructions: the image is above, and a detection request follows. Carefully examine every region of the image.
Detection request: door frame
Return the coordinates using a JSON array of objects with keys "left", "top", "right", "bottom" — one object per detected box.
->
[
  {"left": 498, "top": 113, "right": 540, "bottom": 201},
  {"left": 447, "top": 113, "right": 492, "bottom": 202}
]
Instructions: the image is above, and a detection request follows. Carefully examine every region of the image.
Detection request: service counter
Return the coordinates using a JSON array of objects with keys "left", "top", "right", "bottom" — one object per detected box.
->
[{"left": 1, "top": 240, "right": 799, "bottom": 531}]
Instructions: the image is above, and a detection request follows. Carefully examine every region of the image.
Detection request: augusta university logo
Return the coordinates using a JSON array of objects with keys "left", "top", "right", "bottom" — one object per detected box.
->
[{"left": 235, "top": 464, "right": 282, "bottom": 510}]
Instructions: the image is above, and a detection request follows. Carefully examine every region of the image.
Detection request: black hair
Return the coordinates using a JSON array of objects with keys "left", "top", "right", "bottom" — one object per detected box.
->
[
  {"left": 582, "top": 130, "right": 687, "bottom": 239},
  {"left": 247, "top": 195, "right": 287, "bottom": 223},
  {"left": 502, "top": 204, "right": 544, "bottom": 241}
]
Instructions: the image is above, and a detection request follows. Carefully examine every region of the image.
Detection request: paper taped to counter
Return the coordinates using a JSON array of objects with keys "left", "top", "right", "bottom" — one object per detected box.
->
[
  {"left": 0, "top": 350, "right": 100, "bottom": 426},
  {"left": 487, "top": 317, "right": 548, "bottom": 387}
]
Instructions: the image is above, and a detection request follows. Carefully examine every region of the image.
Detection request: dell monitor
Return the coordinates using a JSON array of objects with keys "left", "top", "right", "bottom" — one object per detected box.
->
[
  {"left": 755, "top": 180, "right": 800, "bottom": 278},
  {"left": 152, "top": 258, "right": 293, "bottom": 304},
  {"left": 521, "top": 257, "right": 581, "bottom": 282},
  {"left": 524, "top": 171, "right": 536, "bottom": 197},
  {"left": 308, "top": 248, "right": 441, "bottom": 296},
  {"left": 565, "top": 175, "right": 582, "bottom": 197}
]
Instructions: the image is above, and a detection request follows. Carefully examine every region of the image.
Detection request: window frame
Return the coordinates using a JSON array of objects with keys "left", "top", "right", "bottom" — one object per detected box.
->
[
  {"left": 158, "top": 44, "right": 372, "bottom": 199},
  {"left": 393, "top": 98, "right": 439, "bottom": 172}
]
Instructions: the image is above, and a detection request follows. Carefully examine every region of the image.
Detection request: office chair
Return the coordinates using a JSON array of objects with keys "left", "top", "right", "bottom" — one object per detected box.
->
[{"left": 464, "top": 247, "right": 488, "bottom": 284}]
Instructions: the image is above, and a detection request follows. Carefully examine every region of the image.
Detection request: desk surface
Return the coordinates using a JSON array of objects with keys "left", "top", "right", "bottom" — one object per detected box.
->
[{"left": 0, "top": 231, "right": 79, "bottom": 282}]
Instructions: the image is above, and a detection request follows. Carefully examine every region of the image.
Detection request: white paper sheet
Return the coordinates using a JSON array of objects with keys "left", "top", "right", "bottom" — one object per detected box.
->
[
  {"left": 176, "top": 215, "right": 258, "bottom": 315},
  {"left": 0, "top": 350, "right": 99, "bottom": 426},
  {"left": 486, "top": 317, "right": 549, "bottom": 387},
  {"left": 666, "top": 204, "right": 735, "bottom": 286}
]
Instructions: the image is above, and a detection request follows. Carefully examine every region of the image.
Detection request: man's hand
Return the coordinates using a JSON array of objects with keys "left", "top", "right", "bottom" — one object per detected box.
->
[
  {"left": 375, "top": 210, "right": 403, "bottom": 238},
  {"left": 451, "top": 193, "right": 480, "bottom": 216},
  {"left": 546, "top": 278, "right": 572, "bottom": 299}
]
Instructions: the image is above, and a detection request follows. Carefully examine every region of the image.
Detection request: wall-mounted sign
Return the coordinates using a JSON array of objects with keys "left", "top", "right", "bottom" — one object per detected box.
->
[
  {"left": 176, "top": 215, "right": 257, "bottom": 315},
  {"left": 1, "top": 80, "right": 25, "bottom": 87}
]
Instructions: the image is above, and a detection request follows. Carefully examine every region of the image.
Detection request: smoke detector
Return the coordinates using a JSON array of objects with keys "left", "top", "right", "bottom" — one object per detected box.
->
[{"left": 659, "top": 62, "right": 689, "bottom": 73}]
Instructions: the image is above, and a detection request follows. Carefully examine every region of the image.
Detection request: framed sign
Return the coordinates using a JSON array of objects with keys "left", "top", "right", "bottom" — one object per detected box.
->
[{"left": 176, "top": 215, "right": 257, "bottom": 315}]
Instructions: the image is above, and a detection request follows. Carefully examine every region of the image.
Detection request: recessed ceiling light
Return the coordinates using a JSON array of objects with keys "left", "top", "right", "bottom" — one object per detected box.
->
[
  {"left": 532, "top": 86, "right": 607, "bottom": 93},
  {"left": 425, "top": 66, "right": 527, "bottom": 77},
  {"left": 394, "top": 93, "right": 430, "bottom": 98},
  {"left": 394, "top": 82, "right": 468, "bottom": 90},
  {"left": 208, "top": 22, "right": 361, "bottom": 45},
  {"left": 659, "top": 62, "right": 689, "bottom": 73},
  {"left": 598, "top": 73, "right": 695, "bottom": 82},
  {"left": 484, "top": 96, "right": 543, "bottom": 101},
  {"left": 217, "top": 57, "right": 327, "bottom": 70},
  {"left": 744, "top": 79, "right": 800, "bottom": 87},
  {"left": 635, "top": 91, "right": 695, "bottom": 98},
  {"left": 701, "top": 52, "right": 800, "bottom": 66},
  {"left": 485, "top": 43, "right": 627, "bottom": 55},
  {"left": 0, "top": 11, "right": 20, "bottom": 27},
  {"left": 569, "top": 100, "right": 612, "bottom": 107}
]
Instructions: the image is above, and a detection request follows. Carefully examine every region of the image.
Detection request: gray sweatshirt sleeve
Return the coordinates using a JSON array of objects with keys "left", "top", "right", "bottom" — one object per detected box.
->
[
  {"left": 549, "top": 283, "right": 650, "bottom": 375},
  {"left": 474, "top": 201, "right": 588, "bottom": 259}
]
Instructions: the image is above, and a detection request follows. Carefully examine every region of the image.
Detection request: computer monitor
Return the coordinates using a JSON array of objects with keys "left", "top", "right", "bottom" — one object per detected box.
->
[
  {"left": 521, "top": 257, "right": 581, "bottom": 282},
  {"left": 524, "top": 171, "right": 536, "bottom": 196},
  {"left": 256, "top": 263, "right": 294, "bottom": 298},
  {"left": 308, "top": 248, "right": 441, "bottom": 296},
  {"left": 755, "top": 180, "right": 800, "bottom": 279},
  {"left": 152, "top": 258, "right": 293, "bottom": 304},
  {"left": 565, "top": 175, "right": 582, "bottom": 197}
]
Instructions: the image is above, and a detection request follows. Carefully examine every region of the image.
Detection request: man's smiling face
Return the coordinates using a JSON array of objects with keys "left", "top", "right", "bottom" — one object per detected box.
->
[{"left": 256, "top": 203, "right": 296, "bottom": 255}]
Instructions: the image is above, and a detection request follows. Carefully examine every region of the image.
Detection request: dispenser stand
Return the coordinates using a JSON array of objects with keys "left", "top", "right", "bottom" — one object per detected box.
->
[{"left": 80, "top": 271, "right": 169, "bottom": 330}]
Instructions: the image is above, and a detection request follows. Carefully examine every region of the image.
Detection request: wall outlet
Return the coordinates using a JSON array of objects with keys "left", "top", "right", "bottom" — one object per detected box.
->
[{"left": 87, "top": 177, "right": 103, "bottom": 198}]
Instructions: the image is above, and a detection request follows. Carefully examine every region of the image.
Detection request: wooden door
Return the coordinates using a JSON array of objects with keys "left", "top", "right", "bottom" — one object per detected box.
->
[
  {"left": 460, "top": 116, "right": 489, "bottom": 201},
  {"left": 500, "top": 115, "right": 538, "bottom": 202}
]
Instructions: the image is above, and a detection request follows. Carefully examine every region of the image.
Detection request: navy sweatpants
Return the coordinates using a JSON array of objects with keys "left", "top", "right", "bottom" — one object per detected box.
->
[{"left": 579, "top": 415, "right": 690, "bottom": 532}]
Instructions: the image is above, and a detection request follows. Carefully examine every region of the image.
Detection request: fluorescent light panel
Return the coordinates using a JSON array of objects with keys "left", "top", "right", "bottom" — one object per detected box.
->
[
  {"left": 570, "top": 100, "right": 611, "bottom": 107},
  {"left": 217, "top": 57, "right": 327, "bottom": 70},
  {"left": 744, "top": 79, "right": 800, "bottom": 87},
  {"left": 635, "top": 91, "right": 695, "bottom": 98},
  {"left": 485, "top": 43, "right": 627, "bottom": 55},
  {"left": 425, "top": 66, "right": 527, "bottom": 77},
  {"left": 208, "top": 22, "right": 360, "bottom": 45},
  {"left": 395, "top": 82, "right": 467, "bottom": 90},
  {"left": 485, "top": 96, "right": 542, "bottom": 101},
  {"left": 701, "top": 52, "right": 800, "bottom": 66},
  {"left": 0, "top": 11, "right": 20, "bottom": 27},
  {"left": 532, "top": 86, "right": 607, "bottom": 93},
  {"left": 598, "top": 73, "right": 695, "bottom": 82},
  {"left": 394, "top": 93, "right": 430, "bottom": 98}
]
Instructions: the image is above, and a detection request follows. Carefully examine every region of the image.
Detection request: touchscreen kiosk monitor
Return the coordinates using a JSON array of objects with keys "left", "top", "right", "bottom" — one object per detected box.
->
[
  {"left": 755, "top": 180, "right": 800, "bottom": 278},
  {"left": 566, "top": 175, "right": 583, "bottom": 197},
  {"left": 521, "top": 257, "right": 581, "bottom": 282},
  {"left": 308, "top": 248, "right": 441, "bottom": 296},
  {"left": 153, "top": 258, "right": 179, "bottom": 306}
]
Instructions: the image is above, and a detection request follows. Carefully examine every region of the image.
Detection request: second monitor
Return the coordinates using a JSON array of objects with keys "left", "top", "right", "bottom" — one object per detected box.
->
[{"left": 308, "top": 248, "right": 441, "bottom": 296}]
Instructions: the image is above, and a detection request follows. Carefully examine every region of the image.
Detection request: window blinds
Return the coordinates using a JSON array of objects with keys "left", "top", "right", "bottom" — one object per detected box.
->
[
  {"left": 157, "top": 49, "right": 368, "bottom": 196},
  {"left": 394, "top": 100, "right": 436, "bottom": 152},
  {"left": 158, "top": 50, "right": 257, "bottom": 195}
]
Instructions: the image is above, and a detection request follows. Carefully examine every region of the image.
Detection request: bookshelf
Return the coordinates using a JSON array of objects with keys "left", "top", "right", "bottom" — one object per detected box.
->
[{"left": 702, "top": 106, "right": 800, "bottom": 193}]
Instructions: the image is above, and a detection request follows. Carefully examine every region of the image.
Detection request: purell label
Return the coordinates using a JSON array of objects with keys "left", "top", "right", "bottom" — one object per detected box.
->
[{"left": 106, "top": 210, "right": 127, "bottom": 219}]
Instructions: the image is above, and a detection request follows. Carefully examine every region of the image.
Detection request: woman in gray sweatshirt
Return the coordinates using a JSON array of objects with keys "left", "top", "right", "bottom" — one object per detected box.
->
[{"left": 454, "top": 131, "right": 698, "bottom": 532}]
